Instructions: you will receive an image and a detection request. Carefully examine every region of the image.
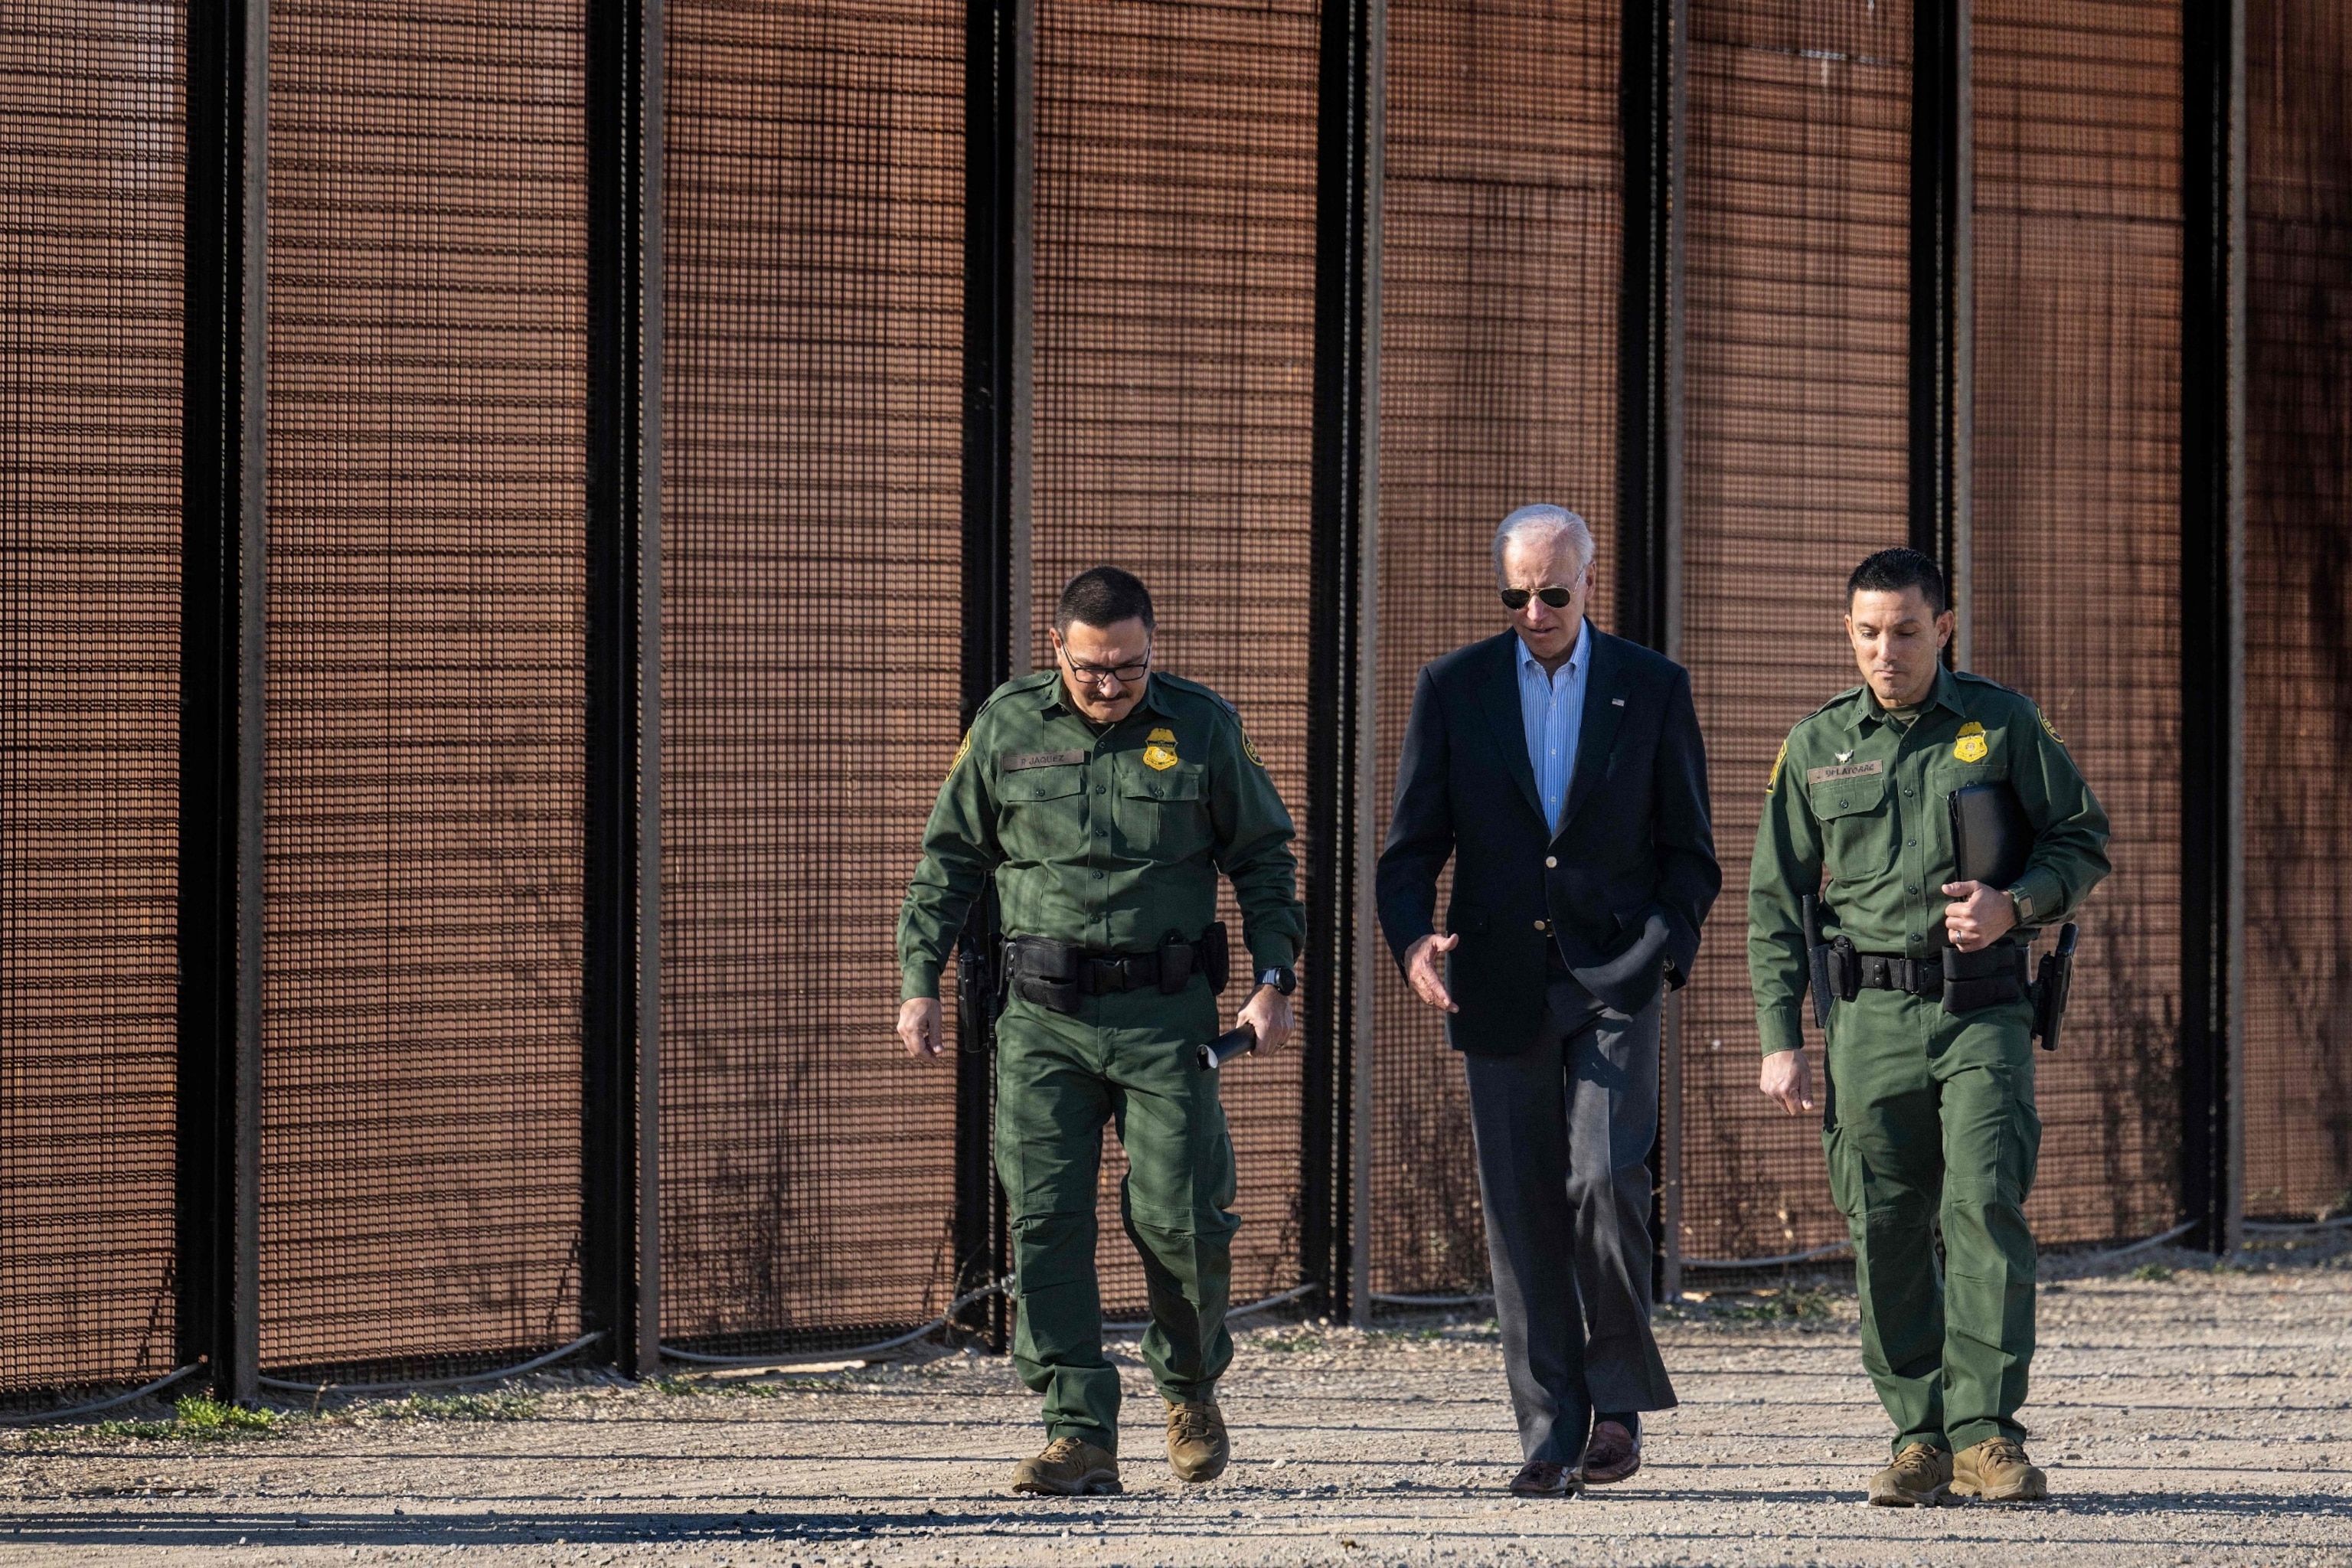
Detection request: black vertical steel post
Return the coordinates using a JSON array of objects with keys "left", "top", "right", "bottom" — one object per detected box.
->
[
  {"left": 178, "top": 0, "right": 248, "bottom": 1400},
  {"left": 2179, "top": 0, "right": 2238, "bottom": 1256},
  {"left": 1909, "top": 0, "right": 1963, "bottom": 592},
  {"left": 957, "top": 0, "right": 1019, "bottom": 1350},
  {"left": 583, "top": 0, "right": 644, "bottom": 1372},
  {"left": 1310, "top": 0, "right": 1373, "bottom": 1318},
  {"left": 1619, "top": 0, "right": 1674, "bottom": 655},
  {"left": 1619, "top": 0, "right": 1677, "bottom": 1301}
]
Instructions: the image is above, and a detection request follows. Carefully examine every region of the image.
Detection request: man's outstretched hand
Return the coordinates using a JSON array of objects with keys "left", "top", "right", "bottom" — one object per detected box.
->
[
  {"left": 898, "top": 996, "right": 944, "bottom": 1058},
  {"left": 1759, "top": 1048, "right": 1815, "bottom": 1115},
  {"left": 1403, "top": 932, "right": 1460, "bottom": 1014}
]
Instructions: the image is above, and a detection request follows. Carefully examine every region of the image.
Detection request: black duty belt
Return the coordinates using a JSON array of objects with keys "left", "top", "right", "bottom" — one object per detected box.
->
[
  {"left": 1854, "top": 952, "right": 1943, "bottom": 998},
  {"left": 1073, "top": 948, "right": 1174, "bottom": 995},
  {"left": 1004, "top": 926, "right": 1230, "bottom": 1015}
]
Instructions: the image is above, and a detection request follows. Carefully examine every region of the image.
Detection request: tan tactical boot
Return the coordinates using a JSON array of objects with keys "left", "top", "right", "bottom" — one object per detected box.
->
[
  {"left": 1166, "top": 1399, "right": 1230, "bottom": 1482},
  {"left": 1952, "top": 1436, "right": 2048, "bottom": 1501},
  {"left": 1867, "top": 1441, "right": 1953, "bottom": 1506},
  {"left": 1010, "top": 1436, "right": 1121, "bottom": 1497}
]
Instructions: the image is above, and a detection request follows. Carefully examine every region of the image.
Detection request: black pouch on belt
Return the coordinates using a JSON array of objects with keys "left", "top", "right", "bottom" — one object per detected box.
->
[
  {"left": 1825, "top": 936, "right": 1861, "bottom": 1003},
  {"left": 1941, "top": 941, "right": 2029, "bottom": 1014},
  {"left": 1199, "top": 921, "right": 1230, "bottom": 995},
  {"left": 1007, "top": 936, "right": 1082, "bottom": 1015},
  {"left": 1156, "top": 929, "right": 1194, "bottom": 995}
]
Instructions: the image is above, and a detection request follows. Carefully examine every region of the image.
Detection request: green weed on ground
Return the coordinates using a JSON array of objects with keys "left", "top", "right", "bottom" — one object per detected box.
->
[
  {"left": 77, "top": 1396, "right": 281, "bottom": 1444},
  {"left": 2130, "top": 1263, "right": 2174, "bottom": 1282}
]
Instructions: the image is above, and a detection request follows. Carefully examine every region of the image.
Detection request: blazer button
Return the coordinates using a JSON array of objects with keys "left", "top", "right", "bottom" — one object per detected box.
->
[
  {"left": 1544, "top": 856, "right": 1557, "bottom": 868},
  {"left": 1534, "top": 919, "right": 1548, "bottom": 932}
]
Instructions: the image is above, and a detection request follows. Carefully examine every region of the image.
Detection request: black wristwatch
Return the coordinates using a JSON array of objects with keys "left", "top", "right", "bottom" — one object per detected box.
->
[{"left": 1256, "top": 965, "right": 1296, "bottom": 997}]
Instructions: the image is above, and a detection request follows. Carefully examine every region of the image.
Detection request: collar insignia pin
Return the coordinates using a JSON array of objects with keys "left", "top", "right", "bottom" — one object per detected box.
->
[{"left": 1834, "top": 749, "right": 1853, "bottom": 764}]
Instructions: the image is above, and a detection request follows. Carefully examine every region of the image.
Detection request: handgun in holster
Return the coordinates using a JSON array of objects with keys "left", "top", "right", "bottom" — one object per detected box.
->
[
  {"left": 2030, "top": 923, "right": 2079, "bottom": 1053},
  {"left": 952, "top": 890, "right": 1005, "bottom": 1057},
  {"left": 1802, "top": 893, "right": 1857, "bottom": 1029}
]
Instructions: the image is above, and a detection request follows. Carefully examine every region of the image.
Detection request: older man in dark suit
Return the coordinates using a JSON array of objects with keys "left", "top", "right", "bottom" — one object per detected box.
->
[{"left": 1377, "top": 504, "right": 1718, "bottom": 1497}]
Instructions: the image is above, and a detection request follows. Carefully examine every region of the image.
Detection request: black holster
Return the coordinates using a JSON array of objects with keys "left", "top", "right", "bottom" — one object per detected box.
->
[
  {"left": 2031, "top": 923, "right": 2079, "bottom": 1052},
  {"left": 953, "top": 904, "right": 1004, "bottom": 1056},
  {"left": 1942, "top": 940, "right": 2030, "bottom": 1014}
]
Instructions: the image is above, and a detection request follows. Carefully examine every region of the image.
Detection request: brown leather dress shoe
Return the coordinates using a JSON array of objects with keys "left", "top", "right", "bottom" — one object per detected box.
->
[
  {"left": 1583, "top": 1417, "right": 1642, "bottom": 1484},
  {"left": 1508, "top": 1459, "right": 1581, "bottom": 1497}
]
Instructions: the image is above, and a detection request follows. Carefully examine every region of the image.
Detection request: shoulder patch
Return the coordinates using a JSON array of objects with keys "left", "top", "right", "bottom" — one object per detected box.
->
[
  {"left": 947, "top": 731, "right": 972, "bottom": 776},
  {"left": 1766, "top": 740, "right": 1788, "bottom": 795},
  {"left": 1242, "top": 730, "right": 1266, "bottom": 767},
  {"left": 2038, "top": 706, "right": 2065, "bottom": 745}
]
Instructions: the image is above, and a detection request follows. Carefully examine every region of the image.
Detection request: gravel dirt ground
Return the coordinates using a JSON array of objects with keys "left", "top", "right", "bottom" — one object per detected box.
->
[{"left": 4, "top": 1236, "right": 2347, "bottom": 1567}]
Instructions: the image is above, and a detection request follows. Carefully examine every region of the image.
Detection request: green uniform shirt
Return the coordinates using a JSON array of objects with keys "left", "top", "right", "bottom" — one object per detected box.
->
[
  {"left": 898, "top": 669, "right": 1305, "bottom": 1001},
  {"left": 1746, "top": 665, "right": 2112, "bottom": 1056}
]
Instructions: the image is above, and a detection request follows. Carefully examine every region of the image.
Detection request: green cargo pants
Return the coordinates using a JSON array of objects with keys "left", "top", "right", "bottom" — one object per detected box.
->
[
  {"left": 1823, "top": 988, "right": 2040, "bottom": 1457},
  {"left": 994, "top": 979, "right": 1237, "bottom": 1452}
]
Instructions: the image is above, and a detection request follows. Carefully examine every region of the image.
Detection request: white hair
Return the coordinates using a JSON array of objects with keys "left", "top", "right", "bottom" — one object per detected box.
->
[{"left": 1491, "top": 504, "right": 1595, "bottom": 582}]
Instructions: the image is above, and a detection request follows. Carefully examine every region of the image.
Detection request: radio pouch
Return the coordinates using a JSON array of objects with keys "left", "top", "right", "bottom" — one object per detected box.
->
[
  {"left": 1008, "top": 936, "right": 1082, "bottom": 1016},
  {"left": 1942, "top": 941, "right": 2030, "bottom": 1014}
]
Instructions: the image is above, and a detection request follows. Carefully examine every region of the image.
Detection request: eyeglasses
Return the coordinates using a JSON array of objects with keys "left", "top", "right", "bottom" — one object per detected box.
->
[
  {"left": 1500, "top": 586, "right": 1577, "bottom": 610},
  {"left": 1061, "top": 642, "right": 1152, "bottom": 686}
]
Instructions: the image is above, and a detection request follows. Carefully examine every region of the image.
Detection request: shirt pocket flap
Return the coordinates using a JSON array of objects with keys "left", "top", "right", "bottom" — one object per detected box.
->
[
  {"left": 1121, "top": 763, "right": 1205, "bottom": 802},
  {"left": 1006, "top": 765, "right": 1086, "bottom": 802},
  {"left": 1810, "top": 771, "right": 1889, "bottom": 821}
]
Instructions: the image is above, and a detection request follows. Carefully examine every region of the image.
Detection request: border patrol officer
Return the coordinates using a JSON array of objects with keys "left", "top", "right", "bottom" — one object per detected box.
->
[
  {"left": 1747, "top": 548, "right": 2109, "bottom": 1507},
  {"left": 897, "top": 566, "right": 1305, "bottom": 1498}
]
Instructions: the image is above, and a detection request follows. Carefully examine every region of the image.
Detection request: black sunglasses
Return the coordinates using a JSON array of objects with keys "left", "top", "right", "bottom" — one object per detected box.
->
[{"left": 1499, "top": 586, "right": 1576, "bottom": 610}]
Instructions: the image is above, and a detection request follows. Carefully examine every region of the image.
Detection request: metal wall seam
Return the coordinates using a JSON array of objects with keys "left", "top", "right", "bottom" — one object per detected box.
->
[
  {"left": 637, "top": 0, "right": 665, "bottom": 1377},
  {"left": 2222, "top": 0, "right": 2247, "bottom": 1258},
  {"left": 1347, "top": 0, "right": 1385, "bottom": 1328},
  {"left": 1658, "top": 0, "right": 1688, "bottom": 1307},
  {"left": 583, "top": 0, "right": 645, "bottom": 1373},
  {"left": 1009, "top": 0, "right": 1035, "bottom": 680},
  {"left": 234, "top": 0, "right": 270, "bottom": 1408},
  {"left": 1950, "top": 0, "right": 1972, "bottom": 668},
  {"left": 957, "top": 0, "right": 1023, "bottom": 1347},
  {"left": 1910, "top": 0, "right": 1965, "bottom": 597},
  {"left": 2180, "top": 0, "right": 2240, "bottom": 1256},
  {"left": 1310, "top": 0, "right": 1375, "bottom": 1315}
]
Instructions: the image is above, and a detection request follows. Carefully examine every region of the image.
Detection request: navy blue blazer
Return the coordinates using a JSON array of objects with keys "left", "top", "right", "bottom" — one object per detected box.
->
[{"left": 1377, "top": 626, "right": 1720, "bottom": 1054}]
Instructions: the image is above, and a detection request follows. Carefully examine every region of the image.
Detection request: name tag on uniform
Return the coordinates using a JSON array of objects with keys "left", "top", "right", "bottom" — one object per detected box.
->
[
  {"left": 1001, "top": 749, "right": 1086, "bottom": 772},
  {"left": 1806, "top": 759, "right": 1884, "bottom": 786}
]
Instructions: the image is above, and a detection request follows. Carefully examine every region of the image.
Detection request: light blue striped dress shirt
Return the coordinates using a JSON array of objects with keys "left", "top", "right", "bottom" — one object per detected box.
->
[{"left": 1517, "top": 618, "right": 1590, "bottom": 834}]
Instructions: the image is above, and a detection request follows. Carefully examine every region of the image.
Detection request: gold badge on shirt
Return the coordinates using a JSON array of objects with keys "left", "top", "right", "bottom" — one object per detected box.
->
[
  {"left": 1953, "top": 719, "right": 1988, "bottom": 764},
  {"left": 1143, "top": 727, "right": 1180, "bottom": 771}
]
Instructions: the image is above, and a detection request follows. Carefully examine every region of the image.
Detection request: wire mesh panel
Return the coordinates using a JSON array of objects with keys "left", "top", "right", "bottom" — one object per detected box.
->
[
  {"left": 0, "top": 0, "right": 182, "bottom": 1394},
  {"left": 1029, "top": 0, "right": 1320, "bottom": 1314},
  {"left": 1368, "top": 0, "right": 1620, "bottom": 1297},
  {"left": 2240, "top": 0, "right": 2352, "bottom": 1224},
  {"left": 658, "top": 0, "right": 963, "bottom": 1350},
  {"left": 259, "top": 0, "right": 589, "bottom": 1375},
  {"left": 1677, "top": 0, "right": 1910, "bottom": 1263},
  {"left": 1971, "top": 0, "right": 2180, "bottom": 1246}
]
